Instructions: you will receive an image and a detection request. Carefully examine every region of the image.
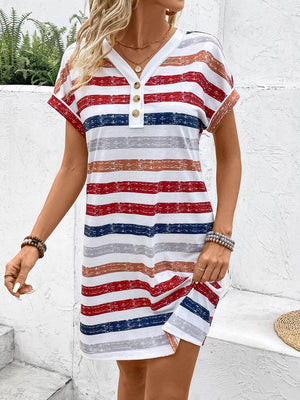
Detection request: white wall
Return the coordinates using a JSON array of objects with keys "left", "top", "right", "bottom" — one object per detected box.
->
[
  {"left": 223, "top": 0, "right": 300, "bottom": 299},
  {"left": 0, "top": 85, "right": 76, "bottom": 375},
  {"left": 0, "top": 0, "right": 299, "bottom": 399}
]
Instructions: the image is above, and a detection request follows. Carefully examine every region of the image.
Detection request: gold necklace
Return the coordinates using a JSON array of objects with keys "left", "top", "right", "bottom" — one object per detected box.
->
[
  {"left": 115, "top": 24, "right": 172, "bottom": 49},
  {"left": 112, "top": 25, "right": 174, "bottom": 74}
]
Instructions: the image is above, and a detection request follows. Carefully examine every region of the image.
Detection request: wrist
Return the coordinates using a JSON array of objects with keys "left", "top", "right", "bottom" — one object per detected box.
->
[
  {"left": 211, "top": 224, "right": 232, "bottom": 237},
  {"left": 21, "top": 244, "right": 40, "bottom": 257}
]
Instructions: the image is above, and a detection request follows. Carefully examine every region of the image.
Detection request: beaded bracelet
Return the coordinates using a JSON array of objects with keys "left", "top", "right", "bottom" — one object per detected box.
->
[
  {"left": 206, "top": 230, "right": 235, "bottom": 245},
  {"left": 21, "top": 235, "right": 47, "bottom": 258},
  {"left": 24, "top": 235, "right": 47, "bottom": 252},
  {"left": 21, "top": 241, "right": 44, "bottom": 258},
  {"left": 205, "top": 230, "right": 235, "bottom": 251},
  {"left": 206, "top": 232, "right": 234, "bottom": 247},
  {"left": 205, "top": 231, "right": 234, "bottom": 248}
]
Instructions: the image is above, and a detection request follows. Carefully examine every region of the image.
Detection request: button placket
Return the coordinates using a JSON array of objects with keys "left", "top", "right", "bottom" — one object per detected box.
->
[
  {"left": 129, "top": 80, "right": 144, "bottom": 128},
  {"left": 102, "top": 29, "right": 184, "bottom": 129}
]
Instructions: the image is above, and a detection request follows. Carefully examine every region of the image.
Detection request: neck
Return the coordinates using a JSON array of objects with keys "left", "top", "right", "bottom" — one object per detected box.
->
[{"left": 115, "top": 3, "right": 171, "bottom": 46}]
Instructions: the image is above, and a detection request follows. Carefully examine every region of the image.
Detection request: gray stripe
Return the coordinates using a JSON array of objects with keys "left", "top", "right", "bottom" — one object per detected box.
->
[
  {"left": 80, "top": 333, "right": 169, "bottom": 354},
  {"left": 164, "top": 313, "right": 207, "bottom": 343},
  {"left": 88, "top": 136, "right": 199, "bottom": 152},
  {"left": 179, "top": 34, "right": 220, "bottom": 49},
  {"left": 84, "top": 242, "right": 203, "bottom": 258}
]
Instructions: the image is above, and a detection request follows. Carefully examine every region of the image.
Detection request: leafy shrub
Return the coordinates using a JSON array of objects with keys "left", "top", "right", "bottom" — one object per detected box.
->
[{"left": 0, "top": 7, "right": 87, "bottom": 85}]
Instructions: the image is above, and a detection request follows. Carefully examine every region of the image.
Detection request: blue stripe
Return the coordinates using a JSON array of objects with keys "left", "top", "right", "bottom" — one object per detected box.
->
[
  {"left": 144, "top": 113, "right": 206, "bottom": 129},
  {"left": 84, "top": 222, "right": 214, "bottom": 238},
  {"left": 80, "top": 313, "right": 172, "bottom": 335},
  {"left": 180, "top": 296, "right": 210, "bottom": 323},
  {"left": 83, "top": 112, "right": 206, "bottom": 132},
  {"left": 84, "top": 114, "right": 129, "bottom": 132}
]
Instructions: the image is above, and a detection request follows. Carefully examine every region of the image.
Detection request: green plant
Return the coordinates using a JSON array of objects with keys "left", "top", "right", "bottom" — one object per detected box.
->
[
  {"left": 0, "top": 7, "right": 31, "bottom": 84},
  {"left": 17, "top": 20, "right": 68, "bottom": 85},
  {"left": 0, "top": 7, "right": 86, "bottom": 85}
]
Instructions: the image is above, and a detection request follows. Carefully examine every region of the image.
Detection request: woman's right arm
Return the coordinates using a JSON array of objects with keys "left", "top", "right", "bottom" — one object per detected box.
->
[{"left": 4, "top": 121, "right": 88, "bottom": 298}]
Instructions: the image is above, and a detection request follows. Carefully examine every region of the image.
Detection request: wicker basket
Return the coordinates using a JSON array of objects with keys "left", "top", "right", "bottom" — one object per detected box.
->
[{"left": 274, "top": 310, "right": 300, "bottom": 352}]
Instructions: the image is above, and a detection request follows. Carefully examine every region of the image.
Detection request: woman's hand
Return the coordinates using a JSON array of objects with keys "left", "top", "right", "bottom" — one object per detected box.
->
[
  {"left": 192, "top": 241, "right": 231, "bottom": 283},
  {"left": 4, "top": 246, "right": 40, "bottom": 299}
]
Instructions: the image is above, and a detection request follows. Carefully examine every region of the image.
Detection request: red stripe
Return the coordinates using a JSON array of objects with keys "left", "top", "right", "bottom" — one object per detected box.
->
[
  {"left": 81, "top": 284, "right": 193, "bottom": 316},
  {"left": 47, "top": 94, "right": 85, "bottom": 137},
  {"left": 78, "top": 93, "right": 129, "bottom": 112},
  {"left": 84, "top": 76, "right": 128, "bottom": 87},
  {"left": 144, "top": 91, "right": 205, "bottom": 106},
  {"left": 82, "top": 275, "right": 188, "bottom": 297},
  {"left": 63, "top": 92, "right": 75, "bottom": 107},
  {"left": 194, "top": 282, "right": 220, "bottom": 306},
  {"left": 76, "top": 71, "right": 225, "bottom": 118},
  {"left": 86, "top": 201, "right": 213, "bottom": 216},
  {"left": 144, "top": 91, "right": 214, "bottom": 118},
  {"left": 81, "top": 281, "right": 219, "bottom": 316},
  {"left": 77, "top": 90, "right": 209, "bottom": 115},
  {"left": 87, "top": 181, "right": 207, "bottom": 195},
  {"left": 145, "top": 71, "right": 226, "bottom": 101},
  {"left": 210, "top": 281, "right": 222, "bottom": 289}
]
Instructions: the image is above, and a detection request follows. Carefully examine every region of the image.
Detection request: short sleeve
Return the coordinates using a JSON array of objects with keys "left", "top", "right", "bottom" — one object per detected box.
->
[
  {"left": 202, "top": 37, "right": 240, "bottom": 133},
  {"left": 47, "top": 44, "right": 86, "bottom": 138}
]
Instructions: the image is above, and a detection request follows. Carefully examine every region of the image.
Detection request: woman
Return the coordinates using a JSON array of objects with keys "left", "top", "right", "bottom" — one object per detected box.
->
[{"left": 4, "top": 0, "right": 241, "bottom": 398}]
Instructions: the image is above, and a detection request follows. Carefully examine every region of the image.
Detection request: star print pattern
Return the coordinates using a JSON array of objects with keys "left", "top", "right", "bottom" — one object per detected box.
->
[{"left": 47, "top": 28, "right": 239, "bottom": 360}]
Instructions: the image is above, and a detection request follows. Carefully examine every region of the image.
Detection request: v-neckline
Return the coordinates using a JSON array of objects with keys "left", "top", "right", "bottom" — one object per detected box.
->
[{"left": 103, "top": 27, "right": 185, "bottom": 85}]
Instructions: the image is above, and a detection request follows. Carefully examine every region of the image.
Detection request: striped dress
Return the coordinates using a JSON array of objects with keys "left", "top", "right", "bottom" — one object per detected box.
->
[{"left": 47, "top": 27, "right": 240, "bottom": 360}]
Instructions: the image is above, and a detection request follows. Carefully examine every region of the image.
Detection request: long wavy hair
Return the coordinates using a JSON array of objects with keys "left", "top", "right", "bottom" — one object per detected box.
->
[{"left": 66, "top": 0, "right": 181, "bottom": 98}]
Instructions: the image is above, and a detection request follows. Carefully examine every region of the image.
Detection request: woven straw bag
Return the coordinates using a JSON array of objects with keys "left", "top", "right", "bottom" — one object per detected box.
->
[{"left": 274, "top": 310, "right": 300, "bottom": 352}]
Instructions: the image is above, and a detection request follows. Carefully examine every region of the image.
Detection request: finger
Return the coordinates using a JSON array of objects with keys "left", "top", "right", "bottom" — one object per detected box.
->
[
  {"left": 13, "top": 269, "right": 29, "bottom": 295},
  {"left": 5, "top": 263, "right": 19, "bottom": 283},
  {"left": 215, "top": 265, "right": 228, "bottom": 282},
  {"left": 5, "top": 279, "right": 16, "bottom": 294},
  {"left": 209, "top": 265, "right": 222, "bottom": 282},
  {"left": 5, "top": 279, "right": 21, "bottom": 298},
  {"left": 200, "top": 255, "right": 221, "bottom": 282},
  {"left": 199, "top": 266, "right": 214, "bottom": 282},
  {"left": 193, "top": 264, "right": 207, "bottom": 283},
  {"left": 5, "top": 262, "right": 20, "bottom": 278},
  {"left": 18, "top": 284, "right": 33, "bottom": 295}
]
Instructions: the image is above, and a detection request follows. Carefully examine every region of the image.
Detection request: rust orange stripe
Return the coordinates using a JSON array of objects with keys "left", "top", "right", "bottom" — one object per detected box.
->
[
  {"left": 207, "top": 88, "right": 240, "bottom": 133},
  {"left": 82, "top": 260, "right": 196, "bottom": 278},
  {"left": 54, "top": 60, "right": 72, "bottom": 95},
  {"left": 87, "top": 159, "right": 201, "bottom": 174},
  {"left": 161, "top": 50, "right": 233, "bottom": 88}
]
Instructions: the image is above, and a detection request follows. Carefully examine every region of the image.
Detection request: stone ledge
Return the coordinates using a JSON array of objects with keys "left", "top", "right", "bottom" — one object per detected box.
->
[
  {"left": 0, "top": 324, "right": 14, "bottom": 370},
  {"left": 0, "top": 360, "right": 72, "bottom": 400},
  {"left": 208, "top": 287, "right": 300, "bottom": 358},
  {"left": 0, "top": 84, "right": 53, "bottom": 93}
]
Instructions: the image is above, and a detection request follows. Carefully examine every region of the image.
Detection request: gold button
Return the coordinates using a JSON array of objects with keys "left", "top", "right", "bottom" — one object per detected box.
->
[
  {"left": 132, "top": 109, "right": 140, "bottom": 117},
  {"left": 133, "top": 95, "right": 140, "bottom": 102},
  {"left": 134, "top": 82, "right": 140, "bottom": 89}
]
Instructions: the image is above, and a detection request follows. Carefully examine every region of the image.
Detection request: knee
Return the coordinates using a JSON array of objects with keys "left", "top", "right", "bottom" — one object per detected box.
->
[
  {"left": 146, "top": 388, "right": 188, "bottom": 400},
  {"left": 121, "top": 368, "right": 146, "bottom": 385},
  {"left": 117, "top": 361, "right": 147, "bottom": 385}
]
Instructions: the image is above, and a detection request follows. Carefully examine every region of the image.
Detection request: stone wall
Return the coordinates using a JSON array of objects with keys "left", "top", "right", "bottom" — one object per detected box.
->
[{"left": 0, "top": 1, "right": 299, "bottom": 398}]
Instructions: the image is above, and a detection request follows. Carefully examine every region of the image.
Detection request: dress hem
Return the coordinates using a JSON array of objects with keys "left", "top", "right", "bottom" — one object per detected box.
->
[{"left": 78, "top": 345, "right": 178, "bottom": 361}]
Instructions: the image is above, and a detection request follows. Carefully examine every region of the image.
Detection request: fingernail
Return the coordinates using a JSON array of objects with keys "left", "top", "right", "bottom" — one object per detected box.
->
[
  {"left": 14, "top": 295, "right": 22, "bottom": 301},
  {"left": 24, "top": 289, "right": 35, "bottom": 295},
  {"left": 13, "top": 282, "right": 21, "bottom": 293}
]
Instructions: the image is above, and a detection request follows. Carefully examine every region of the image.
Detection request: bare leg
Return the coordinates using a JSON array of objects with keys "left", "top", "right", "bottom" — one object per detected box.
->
[
  {"left": 116, "top": 359, "right": 147, "bottom": 400},
  {"left": 144, "top": 339, "right": 200, "bottom": 400}
]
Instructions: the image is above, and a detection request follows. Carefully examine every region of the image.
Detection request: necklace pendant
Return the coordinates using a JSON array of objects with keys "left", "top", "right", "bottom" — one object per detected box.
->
[{"left": 135, "top": 65, "right": 142, "bottom": 72}]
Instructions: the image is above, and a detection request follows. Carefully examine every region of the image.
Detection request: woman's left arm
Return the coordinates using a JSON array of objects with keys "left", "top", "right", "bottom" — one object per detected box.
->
[{"left": 193, "top": 108, "right": 242, "bottom": 283}]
